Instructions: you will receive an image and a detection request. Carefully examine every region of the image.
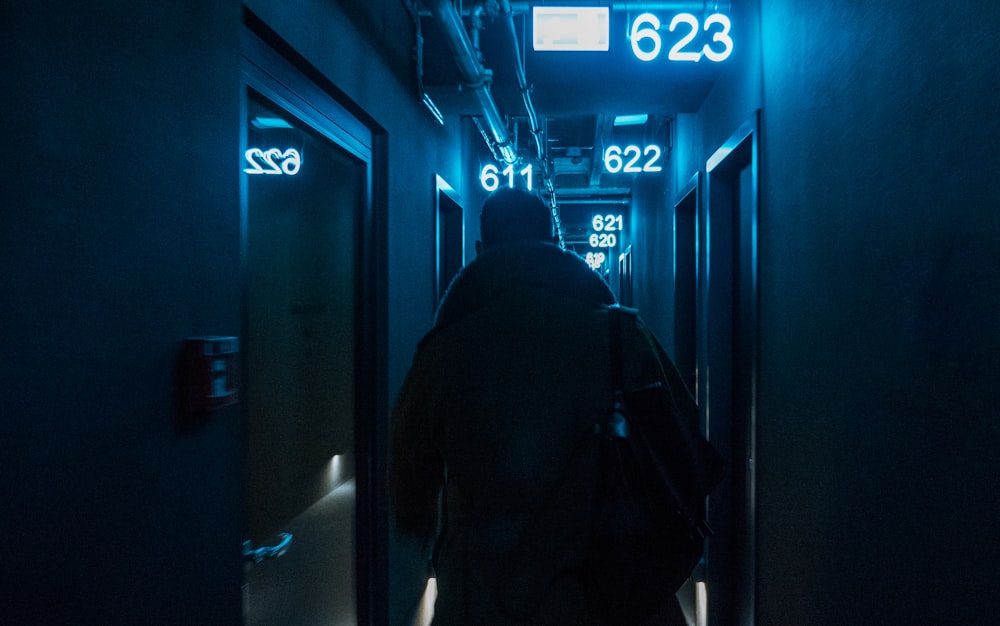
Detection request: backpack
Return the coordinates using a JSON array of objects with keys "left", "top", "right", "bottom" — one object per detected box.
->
[
  {"left": 497, "top": 305, "right": 724, "bottom": 623},
  {"left": 583, "top": 305, "right": 724, "bottom": 623}
]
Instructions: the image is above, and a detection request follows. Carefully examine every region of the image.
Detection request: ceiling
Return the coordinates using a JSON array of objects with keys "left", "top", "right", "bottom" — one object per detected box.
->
[{"left": 413, "top": 1, "right": 725, "bottom": 245}]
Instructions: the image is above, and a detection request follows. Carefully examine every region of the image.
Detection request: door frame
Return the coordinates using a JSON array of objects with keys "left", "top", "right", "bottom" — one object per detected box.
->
[
  {"left": 701, "top": 110, "right": 760, "bottom": 625},
  {"left": 673, "top": 172, "right": 701, "bottom": 394},
  {"left": 240, "top": 18, "right": 387, "bottom": 624},
  {"left": 434, "top": 174, "right": 464, "bottom": 306}
]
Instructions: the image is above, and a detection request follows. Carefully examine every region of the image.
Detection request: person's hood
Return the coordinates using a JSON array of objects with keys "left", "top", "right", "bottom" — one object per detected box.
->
[{"left": 434, "top": 241, "right": 616, "bottom": 329}]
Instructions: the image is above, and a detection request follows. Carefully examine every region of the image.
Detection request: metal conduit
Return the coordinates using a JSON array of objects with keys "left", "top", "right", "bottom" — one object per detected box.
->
[
  {"left": 506, "top": 1, "right": 732, "bottom": 13},
  {"left": 497, "top": 0, "right": 540, "bottom": 162},
  {"left": 424, "top": 0, "right": 518, "bottom": 164},
  {"left": 495, "top": 0, "right": 563, "bottom": 240}
]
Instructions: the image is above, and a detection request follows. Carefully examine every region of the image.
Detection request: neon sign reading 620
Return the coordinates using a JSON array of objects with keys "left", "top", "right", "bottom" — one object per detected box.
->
[
  {"left": 631, "top": 12, "right": 732, "bottom": 62},
  {"left": 589, "top": 213, "right": 623, "bottom": 248}
]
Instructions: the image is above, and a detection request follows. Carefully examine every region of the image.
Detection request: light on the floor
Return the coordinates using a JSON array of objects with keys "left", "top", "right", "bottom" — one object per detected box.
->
[
  {"left": 414, "top": 577, "right": 437, "bottom": 626},
  {"left": 323, "top": 454, "right": 344, "bottom": 493},
  {"left": 696, "top": 581, "right": 708, "bottom": 626}
]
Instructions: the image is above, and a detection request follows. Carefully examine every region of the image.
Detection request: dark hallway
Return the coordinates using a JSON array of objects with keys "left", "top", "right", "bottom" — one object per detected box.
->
[{"left": 2, "top": 1, "right": 999, "bottom": 624}]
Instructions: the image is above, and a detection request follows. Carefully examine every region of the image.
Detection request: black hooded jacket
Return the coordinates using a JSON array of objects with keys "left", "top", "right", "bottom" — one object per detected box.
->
[{"left": 389, "top": 241, "right": 696, "bottom": 624}]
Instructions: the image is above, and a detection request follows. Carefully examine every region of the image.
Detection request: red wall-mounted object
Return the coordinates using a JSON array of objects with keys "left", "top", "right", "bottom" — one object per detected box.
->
[{"left": 178, "top": 336, "right": 239, "bottom": 414}]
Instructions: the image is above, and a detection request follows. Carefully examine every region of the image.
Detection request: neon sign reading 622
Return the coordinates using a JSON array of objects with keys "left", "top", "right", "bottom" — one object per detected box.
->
[
  {"left": 604, "top": 145, "right": 663, "bottom": 174},
  {"left": 631, "top": 12, "right": 733, "bottom": 63}
]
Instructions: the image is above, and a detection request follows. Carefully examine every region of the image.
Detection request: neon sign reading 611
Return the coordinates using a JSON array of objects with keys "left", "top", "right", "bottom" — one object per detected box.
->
[
  {"left": 480, "top": 163, "right": 534, "bottom": 191},
  {"left": 631, "top": 12, "right": 732, "bottom": 62}
]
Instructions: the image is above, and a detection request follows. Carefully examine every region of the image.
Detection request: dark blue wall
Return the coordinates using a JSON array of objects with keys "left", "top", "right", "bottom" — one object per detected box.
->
[
  {"left": 641, "top": 0, "right": 1000, "bottom": 622},
  {"left": 1, "top": 1, "right": 468, "bottom": 623},
  {"left": 1, "top": 1, "right": 244, "bottom": 622},
  {"left": 5, "top": 1, "right": 998, "bottom": 624},
  {"left": 757, "top": 1, "right": 1000, "bottom": 623}
]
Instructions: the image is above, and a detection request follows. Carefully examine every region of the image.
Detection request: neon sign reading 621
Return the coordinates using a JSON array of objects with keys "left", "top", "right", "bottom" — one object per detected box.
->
[
  {"left": 589, "top": 213, "right": 623, "bottom": 248},
  {"left": 631, "top": 12, "right": 733, "bottom": 62}
]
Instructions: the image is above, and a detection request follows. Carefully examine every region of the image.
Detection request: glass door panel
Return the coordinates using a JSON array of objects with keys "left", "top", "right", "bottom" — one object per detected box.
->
[{"left": 242, "top": 89, "right": 364, "bottom": 626}]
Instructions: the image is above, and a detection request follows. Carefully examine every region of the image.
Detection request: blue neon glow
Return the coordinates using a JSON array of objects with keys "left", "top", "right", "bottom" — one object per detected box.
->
[
  {"left": 702, "top": 14, "right": 734, "bottom": 62},
  {"left": 480, "top": 163, "right": 533, "bottom": 191},
  {"left": 589, "top": 213, "right": 624, "bottom": 249},
  {"left": 592, "top": 214, "right": 624, "bottom": 232},
  {"left": 613, "top": 114, "right": 648, "bottom": 126},
  {"left": 604, "top": 145, "right": 663, "bottom": 173},
  {"left": 668, "top": 14, "right": 701, "bottom": 61},
  {"left": 250, "top": 117, "right": 293, "bottom": 129},
  {"left": 630, "top": 13, "right": 661, "bottom": 61},
  {"left": 629, "top": 12, "right": 733, "bottom": 63},
  {"left": 533, "top": 7, "right": 609, "bottom": 51},
  {"left": 585, "top": 251, "right": 606, "bottom": 270},
  {"left": 589, "top": 232, "right": 617, "bottom": 248},
  {"left": 244, "top": 148, "right": 301, "bottom": 175}
]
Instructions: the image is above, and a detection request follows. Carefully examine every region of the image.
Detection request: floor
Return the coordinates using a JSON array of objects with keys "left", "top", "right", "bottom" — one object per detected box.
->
[
  {"left": 242, "top": 477, "right": 701, "bottom": 626},
  {"left": 243, "top": 479, "right": 356, "bottom": 626}
]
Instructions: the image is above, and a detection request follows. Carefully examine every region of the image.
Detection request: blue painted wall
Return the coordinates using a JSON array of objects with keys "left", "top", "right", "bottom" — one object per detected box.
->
[
  {"left": 757, "top": 1, "right": 1000, "bottom": 623},
  {"left": 639, "top": 0, "right": 1000, "bottom": 622},
  {"left": 4, "top": 1, "right": 997, "bottom": 624},
  {"left": 1, "top": 1, "right": 245, "bottom": 622},
  {"left": 1, "top": 1, "right": 468, "bottom": 623}
]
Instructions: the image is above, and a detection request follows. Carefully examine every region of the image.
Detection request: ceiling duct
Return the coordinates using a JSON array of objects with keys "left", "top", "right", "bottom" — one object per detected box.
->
[
  {"left": 423, "top": 0, "right": 517, "bottom": 164},
  {"left": 506, "top": 1, "right": 732, "bottom": 12}
]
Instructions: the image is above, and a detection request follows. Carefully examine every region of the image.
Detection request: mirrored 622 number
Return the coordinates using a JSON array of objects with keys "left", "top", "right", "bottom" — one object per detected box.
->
[{"left": 244, "top": 148, "right": 301, "bottom": 175}]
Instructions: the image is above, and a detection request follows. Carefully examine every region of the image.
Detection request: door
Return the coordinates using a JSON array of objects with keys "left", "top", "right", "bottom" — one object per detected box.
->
[
  {"left": 240, "top": 28, "right": 375, "bottom": 625},
  {"left": 435, "top": 175, "right": 464, "bottom": 305},
  {"left": 618, "top": 245, "right": 634, "bottom": 307},
  {"left": 701, "top": 112, "right": 759, "bottom": 625},
  {"left": 673, "top": 173, "right": 699, "bottom": 394}
]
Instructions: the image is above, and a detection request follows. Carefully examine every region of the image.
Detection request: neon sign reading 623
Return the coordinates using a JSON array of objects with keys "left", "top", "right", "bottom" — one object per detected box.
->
[{"left": 631, "top": 12, "right": 733, "bottom": 63}]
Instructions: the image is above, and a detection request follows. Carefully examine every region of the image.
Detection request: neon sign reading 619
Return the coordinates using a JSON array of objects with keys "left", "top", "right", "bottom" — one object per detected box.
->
[{"left": 631, "top": 12, "right": 733, "bottom": 63}]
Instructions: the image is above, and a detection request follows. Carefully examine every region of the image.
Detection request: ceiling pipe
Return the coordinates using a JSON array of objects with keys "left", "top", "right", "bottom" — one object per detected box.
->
[
  {"left": 424, "top": 0, "right": 518, "bottom": 164},
  {"left": 495, "top": 0, "right": 563, "bottom": 242},
  {"left": 419, "top": 2, "right": 732, "bottom": 17},
  {"left": 497, "top": 0, "right": 540, "bottom": 163},
  {"left": 505, "top": 1, "right": 732, "bottom": 13}
]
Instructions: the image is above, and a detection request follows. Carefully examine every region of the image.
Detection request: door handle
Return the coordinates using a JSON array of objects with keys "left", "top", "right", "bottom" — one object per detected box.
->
[{"left": 243, "top": 533, "right": 293, "bottom": 563}]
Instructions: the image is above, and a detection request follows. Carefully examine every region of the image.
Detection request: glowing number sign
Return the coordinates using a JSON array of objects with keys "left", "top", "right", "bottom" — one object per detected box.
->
[
  {"left": 589, "top": 213, "right": 623, "bottom": 248},
  {"left": 244, "top": 148, "right": 301, "bottom": 175},
  {"left": 480, "top": 163, "right": 534, "bottom": 192},
  {"left": 585, "top": 251, "right": 606, "bottom": 270},
  {"left": 630, "top": 12, "right": 733, "bottom": 63},
  {"left": 604, "top": 145, "right": 663, "bottom": 174},
  {"left": 593, "top": 214, "right": 623, "bottom": 232}
]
